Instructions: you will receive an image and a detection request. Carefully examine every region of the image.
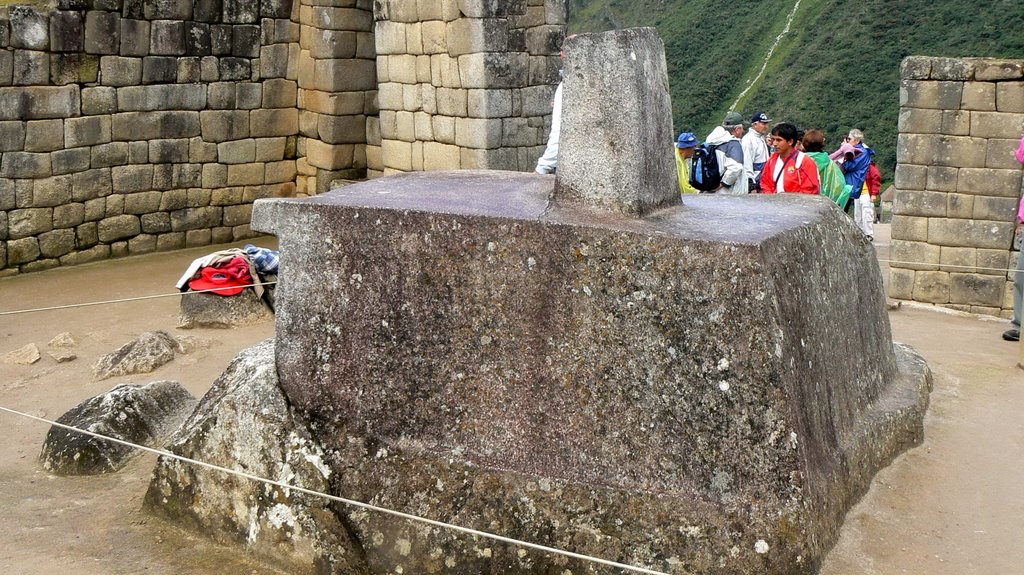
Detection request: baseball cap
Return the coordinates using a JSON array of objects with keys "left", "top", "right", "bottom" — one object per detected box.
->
[
  {"left": 675, "top": 132, "right": 699, "bottom": 148},
  {"left": 723, "top": 112, "right": 745, "bottom": 127},
  {"left": 751, "top": 112, "right": 771, "bottom": 123}
]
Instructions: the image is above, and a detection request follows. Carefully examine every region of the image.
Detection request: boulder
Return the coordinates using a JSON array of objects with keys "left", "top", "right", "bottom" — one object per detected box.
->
[
  {"left": 2, "top": 343, "right": 41, "bottom": 365},
  {"left": 92, "top": 331, "right": 179, "bottom": 380},
  {"left": 40, "top": 380, "right": 196, "bottom": 475},
  {"left": 145, "top": 340, "right": 368, "bottom": 575},
  {"left": 178, "top": 289, "right": 273, "bottom": 329}
]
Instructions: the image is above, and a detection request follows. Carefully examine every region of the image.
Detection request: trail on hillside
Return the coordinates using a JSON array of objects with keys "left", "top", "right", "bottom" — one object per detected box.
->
[{"left": 731, "top": 0, "right": 803, "bottom": 111}]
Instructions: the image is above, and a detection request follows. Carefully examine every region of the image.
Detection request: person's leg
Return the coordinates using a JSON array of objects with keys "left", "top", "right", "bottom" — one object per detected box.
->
[
  {"left": 853, "top": 195, "right": 864, "bottom": 230},
  {"left": 1005, "top": 250, "right": 1023, "bottom": 340},
  {"left": 860, "top": 194, "right": 874, "bottom": 238}
]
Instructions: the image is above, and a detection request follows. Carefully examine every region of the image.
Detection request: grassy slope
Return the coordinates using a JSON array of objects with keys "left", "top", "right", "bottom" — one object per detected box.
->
[{"left": 569, "top": 0, "right": 1024, "bottom": 179}]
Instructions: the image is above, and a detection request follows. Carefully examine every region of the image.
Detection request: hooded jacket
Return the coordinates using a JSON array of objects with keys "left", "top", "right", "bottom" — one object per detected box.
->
[
  {"left": 704, "top": 127, "right": 746, "bottom": 195},
  {"left": 842, "top": 143, "right": 874, "bottom": 199}
]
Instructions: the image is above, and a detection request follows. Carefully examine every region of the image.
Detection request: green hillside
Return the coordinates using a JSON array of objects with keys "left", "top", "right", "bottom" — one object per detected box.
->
[{"left": 568, "top": 0, "right": 1024, "bottom": 179}]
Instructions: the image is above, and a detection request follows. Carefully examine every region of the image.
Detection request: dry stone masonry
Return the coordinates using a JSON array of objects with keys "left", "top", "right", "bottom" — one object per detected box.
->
[
  {"left": 890, "top": 57, "right": 1024, "bottom": 315},
  {"left": 0, "top": 0, "right": 566, "bottom": 273}
]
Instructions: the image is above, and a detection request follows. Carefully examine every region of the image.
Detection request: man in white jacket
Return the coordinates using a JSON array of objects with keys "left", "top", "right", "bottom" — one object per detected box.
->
[
  {"left": 704, "top": 112, "right": 747, "bottom": 194},
  {"left": 535, "top": 82, "right": 562, "bottom": 175},
  {"left": 742, "top": 112, "right": 771, "bottom": 191}
]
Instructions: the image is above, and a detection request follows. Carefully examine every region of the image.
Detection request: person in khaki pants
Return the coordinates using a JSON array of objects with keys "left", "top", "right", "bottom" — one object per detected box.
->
[{"left": 1003, "top": 134, "right": 1024, "bottom": 341}]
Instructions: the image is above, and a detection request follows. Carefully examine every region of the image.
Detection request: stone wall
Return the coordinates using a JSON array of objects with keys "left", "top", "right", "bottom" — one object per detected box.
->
[
  {"left": 890, "top": 57, "right": 1024, "bottom": 316},
  {"left": 373, "top": 0, "right": 565, "bottom": 174},
  {"left": 0, "top": 0, "right": 566, "bottom": 274},
  {"left": 0, "top": 0, "right": 300, "bottom": 274}
]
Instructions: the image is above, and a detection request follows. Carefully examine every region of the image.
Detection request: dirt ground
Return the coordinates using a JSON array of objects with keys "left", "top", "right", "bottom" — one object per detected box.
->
[{"left": 1, "top": 225, "right": 1022, "bottom": 574}]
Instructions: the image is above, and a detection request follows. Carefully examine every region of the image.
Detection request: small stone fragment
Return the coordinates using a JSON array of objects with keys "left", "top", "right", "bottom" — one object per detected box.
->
[
  {"left": 48, "top": 332, "right": 78, "bottom": 348},
  {"left": 2, "top": 343, "right": 41, "bottom": 365},
  {"left": 92, "top": 331, "right": 178, "bottom": 380},
  {"left": 48, "top": 349, "right": 77, "bottom": 363}
]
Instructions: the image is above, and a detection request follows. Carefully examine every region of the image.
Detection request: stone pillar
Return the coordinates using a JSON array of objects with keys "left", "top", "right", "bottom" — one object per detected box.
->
[
  {"left": 554, "top": 28, "right": 678, "bottom": 215},
  {"left": 890, "top": 57, "right": 1024, "bottom": 318},
  {"left": 295, "top": 0, "right": 376, "bottom": 194},
  {"left": 372, "top": 0, "right": 565, "bottom": 177}
]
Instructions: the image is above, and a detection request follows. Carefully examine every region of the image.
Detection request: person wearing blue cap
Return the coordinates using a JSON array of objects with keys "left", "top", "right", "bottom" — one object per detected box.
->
[{"left": 674, "top": 132, "right": 701, "bottom": 195}]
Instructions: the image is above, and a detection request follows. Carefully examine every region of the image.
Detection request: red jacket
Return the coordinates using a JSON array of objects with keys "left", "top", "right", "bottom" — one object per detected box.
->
[
  {"left": 761, "top": 151, "right": 820, "bottom": 194},
  {"left": 866, "top": 163, "right": 882, "bottom": 196}
]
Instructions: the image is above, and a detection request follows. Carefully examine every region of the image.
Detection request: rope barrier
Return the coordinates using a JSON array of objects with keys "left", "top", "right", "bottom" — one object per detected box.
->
[
  {"left": 0, "top": 281, "right": 278, "bottom": 317},
  {"left": 0, "top": 404, "right": 671, "bottom": 575}
]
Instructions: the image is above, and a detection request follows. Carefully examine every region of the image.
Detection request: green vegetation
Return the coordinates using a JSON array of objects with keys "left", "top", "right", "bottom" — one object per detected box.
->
[{"left": 568, "top": 0, "right": 1024, "bottom": 179}]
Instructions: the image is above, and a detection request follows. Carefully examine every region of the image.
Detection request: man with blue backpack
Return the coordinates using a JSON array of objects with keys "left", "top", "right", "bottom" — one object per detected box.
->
[{"left": 681, "top": 131, "right": 744, "bottom": 194}]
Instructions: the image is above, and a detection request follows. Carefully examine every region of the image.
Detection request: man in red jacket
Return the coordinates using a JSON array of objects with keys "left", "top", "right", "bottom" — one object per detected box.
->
[{"left": 760, "top": 123, "right": 820, "bottom": 195}]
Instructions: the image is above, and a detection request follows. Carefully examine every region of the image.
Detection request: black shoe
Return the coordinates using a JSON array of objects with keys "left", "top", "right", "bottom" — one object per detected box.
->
[{"left": 1003, "top": 329, "right": 1020, "bottom": 342}]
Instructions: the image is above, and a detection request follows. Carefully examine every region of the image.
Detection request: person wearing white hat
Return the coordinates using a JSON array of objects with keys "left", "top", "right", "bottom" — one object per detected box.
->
[{"left": 743, "top": 112, "right": 771, "bottom": 191}]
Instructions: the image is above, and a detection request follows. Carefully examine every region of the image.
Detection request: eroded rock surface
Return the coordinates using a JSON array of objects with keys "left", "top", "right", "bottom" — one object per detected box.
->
[
  {"left": 92, "top": 331, "right": 179, "bottom": 380},
  {"left": 40, "top": 380, "right": 196, "bottom": 475},
  {"left": 2, "top": 343, "right": 41, "bottom": 365},
  {"left": 145, "top": 340, "right": 367, "bottom": 575},
  {"left": 178, "top": 290, "right": 273, "bottom": 329}
]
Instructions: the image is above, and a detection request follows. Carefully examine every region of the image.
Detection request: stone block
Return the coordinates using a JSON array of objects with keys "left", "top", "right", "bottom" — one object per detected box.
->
[
  {"left": 184, "top": 229, "right": 212, "bottom": 247},
  {"left": 925, "top": 166, "right": 958, "bottom": 192},
  {"left": 454, "top": 116, "right": 501, "bottom": 149},
  {"left": 236, "top": 82, "right": 262, "bottom": 109},
  {"left": 949, "top": 273, "right": 1004, "bottom": 307},
  {"left": 467, "top": 89, "right": 512, "bottom": 118},
  {"left": 893, "top": 164, "right": 926, "bottom": 190},
  {"left": 374, "top": 21, "right": 405, "bottom": 56},
  {"left": 259, "top": 43, "right": 289, "bottom": 78},
  {"left": 939, "top": 246, "right": 975, "bottom": 272},
  {"left": 8, "top": 208, "right": 54, "bottom": 239},
  {"left": 217, "top": 138, "right": 256, "bottom": 163},
  {"left": 897, "top": 108, "right": 940, "bottom": 134},
  {"left": 435, "top": 87, "right": 468, "bottom": 117},
  {"left": 254, "top": 138, "right": 286, "bottom": 162},
  {"left": 170, "top": 206, "right": 222, "bottom": 230},
  {"left": 13, "top": 50, "right": 49, "bottom": 85},
  {"left": 200, "top": 55, "right": 219, "bottom": 81},
  {"left": 900, "top": 80, "right": 963, "bottom": 110},
  {"left": 198, "top": 108, "right": 248, "bottom": 141},
  {"left": 264, "top": 159, "right": 295, "bottom": 183},
  {"left": 38, "top": 228, "right": 76, "bottom": 258},
  {"left": 119, "top": 19, "right": 150, "bottom": 57},
  {"left": 142, "top": 56, "right": 178, "bottom": 83},
  {"left": 52, "top": 148, "right": 92, "bottom": 175},
  {"left": 395, "top": 110, "right": 414, "bottom": 141},
  {"left": 311, "top": 7, "right": 372, "bottom": 31},
  {"left": 112, "top": 165, "right": 154, "bottom": 193},
  {"left": 422, "top": 141, "right": 460, "bottom": 170},
  {"left": 141, "top": 212, "right": 172, "bottom": 234},
  {"left": 973, "top": 196, "right": 1017, "bottom": 222},
  {"left": 892, "top": 189, "right": 946, "bottom": 218},
  {"left": 459, "top": 146, "right": 516, "bottom": 169},
  {"left": 935, "top": 135, "right": 988, "bottom": 168},
  {"left": 110, "top": 111, "right": 199, "bottom": 141},
  {"left": 1, "top": 151, "right": 51, "bottom": 178},
  {"left": 82, "top": 199, "right": 106, "bottom": 222},
  {"left": 123, "top": 191, "right": 162, "bottom": 214},
  {"left": 960, "top": 81, "right": 996, "bottom": 111},
  {"left": 24, "top": 119, "right": 64, "bottom": 152},
  {"left": 913, "top": 270, "right": 950, "bottom": 303},
  {"left": 100, "top": 56, "right": 142, "bottom": 86},
  {"left": 458, "top": 52, "right": 529, "bottom": 89},
  {"left": 986, "top": 138, "right": 1024, "bottom": 169},
  {"left": 0, "top": 51, "right": 10, "bottom": 86},
  {"left": 930, "top": 57, "right": 973, "bottom": 81},
  {"left": 107, "top": 194, "right": 125, "bottom": 218},
  {"left": 149, "top": 138, "right": 190, "bottom": 163},
  {"left": 250, "top": 108, "right": 298, "bottom": 137},
  {"left": 117, "top": 84, "right": 207, "bottom": 112},
  {"left": 53, "top": 202, "right": 85, "bottom": 229},
  {"left": 957, "top": 167, "right": 1022, "bottom": 197},
  {"left": 201, "top": 163, "right": 227, "bottom": 188},
  {"left": 946, "top": 193, "right": 973, "bottom": 219},
  {"left": 557, "top": 29, "right": 676, "bottom": 214},
  {"left": 194, "top": 0, "right": 223, "bottom": 22},
  {"left": 939, "top": 110, "right": 970, "bottom": 136},
  {"left": 159, "top": 189, "right": 187, "bottom": 210},
  {"left": 9, "top": 6, "right": 49, "bottom": 50},
  {"left": 7, "top": 236, "right": 41, "bottom": 265},
  {"left": 98, "top": 214, "right": 141, "bottom": 242},
  {"left": 431, "top": 114, "right": 455, "bottom": 144},
  {"left": 227, "top": 162, "right": 264, "bottom": 185},
  {"left": 187, "top": 188, "right": 211, "bottom": 208},
  {"left": 210, "top": 24, "right": 232, "bottom": 55},
  {"left": 210, "top": 186, "right": 243, "bottom": 205},
  {"left": 996, "top": 83, "right": 1024, "bottom": 113},
  {"left": 317, "top": 114, "right": 366, "bottom": 144},
  {"left": 84, "top": 11, "right": 120, "bottom": 55},
  {"left": 90, "top": 141, "right": 129, "bottom": 167},
  {"left": 526, "top": 24, "right": 563, "bottom": 55},
  {"left": 928, "top": 218, "right": 1014, "bottom": 249},
  {"left": 974, "top": 59, "right": 1024, "bottom": 81},
  {"left": 231, "top": 24, "right": 260, "bottom": 58},
  {"left": 307, "top": 29, "right": 356, "bottom": 59},
  {"left": 447, "top": 18, "right": 507, "bottom": 57},
  {"left": 145, "top": 0, "right": 193, "bottom": 19},
  {"left": 156, "top": 232, "right": 186, "bottom": 251},
  {"left": 223, "top": 0, "right": 259, "bottom": 23},
  {"left": 32, "top": 174, "right": 73, "bottom": 207},
  {"left": 313, "top": 58, "right": 377, "bottom": 92},
  {"left": 218, "top": 57, "right": 250, "bottom": 81},
  {"left": 306, "top": 139, "right": 354, "bottom": 170},
  {"left": 457, "top": 0, "right": 525, "bottom": 17},
  {"left": 82, "top": 86, "right": 116, "bottom": 115},
  {"left": 261, "top": 78, "right": 296, "bottom": 108},
  {"left": 73, "top": 168, "right": 112, "bottom": 201},
  {"left": 891, "top": 215, "right": 929, "bottom": 243},
  {"left": 222, "top": 203, "right": 252, "bottom": 226},
  {"left": 64, "top": 115, "right": 112, "bottom": 149},
  {"left": 0, "top": 121, "right": 26, "bottom": 152},
  {"left": 970, "top": 111, "right": 1024, "bottom": 139},
  {"left": 888, "top": 267, "right": 916, "bottom": 300},
  {"left": 977, "top": 249, "right": 1009, "bottom": 277},
  {"left": 50, "top": 11, "right": 83, "bottom": 53}
]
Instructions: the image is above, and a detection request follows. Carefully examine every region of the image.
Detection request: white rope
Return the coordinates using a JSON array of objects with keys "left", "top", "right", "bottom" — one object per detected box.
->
[
  {"left": 0, "top": 281, "right": 278, "bottom": 317},
  {"left": 877, "top": 259, "right": 1019, "bottom": 275},
  {"left": 0, "top": 405, "right": 671, "bottom": 575}
]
